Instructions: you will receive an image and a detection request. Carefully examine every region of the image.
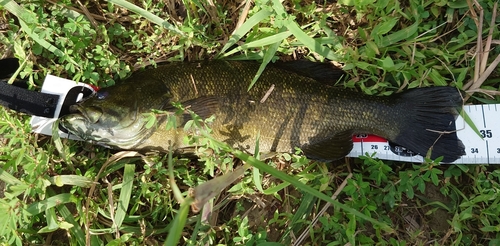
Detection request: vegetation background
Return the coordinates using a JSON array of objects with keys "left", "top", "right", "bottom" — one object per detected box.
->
[{"left": 1, "top": 0, "right": 500, "bottom": 245}]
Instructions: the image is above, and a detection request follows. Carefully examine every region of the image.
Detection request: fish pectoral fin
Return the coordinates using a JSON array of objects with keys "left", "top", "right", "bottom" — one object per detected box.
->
[
  {"left": 182, "top": 96, "right": 220, "bottom": 119},
  {"left": 301, "top": 130, "right": 354, "bottom": 161}
]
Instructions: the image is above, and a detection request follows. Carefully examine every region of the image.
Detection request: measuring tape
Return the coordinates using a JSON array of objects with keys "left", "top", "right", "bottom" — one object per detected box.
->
[{"left": 348, "top": 104, "right": 500, "bottom": 164}]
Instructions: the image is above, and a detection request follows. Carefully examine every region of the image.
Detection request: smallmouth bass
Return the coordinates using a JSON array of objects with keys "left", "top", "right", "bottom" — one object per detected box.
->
[{"left": 60, "top": 60, "right": 465, "bottom": 162}]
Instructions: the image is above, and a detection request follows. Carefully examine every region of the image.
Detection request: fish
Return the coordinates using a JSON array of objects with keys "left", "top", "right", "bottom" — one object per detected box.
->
[{"left": 59, "top": 60, "right": 465, "bottom": 162}]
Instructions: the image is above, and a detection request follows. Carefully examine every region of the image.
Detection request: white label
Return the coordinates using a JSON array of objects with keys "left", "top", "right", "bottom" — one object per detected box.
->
[{"left": 30, "top": 75, "right": 95, "bottom": 140}]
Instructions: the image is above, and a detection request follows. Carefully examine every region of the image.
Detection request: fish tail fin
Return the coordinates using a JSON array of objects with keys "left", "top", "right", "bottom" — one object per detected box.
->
[{"left": 391, "top": 87, "right": 465, "bottom": 163}]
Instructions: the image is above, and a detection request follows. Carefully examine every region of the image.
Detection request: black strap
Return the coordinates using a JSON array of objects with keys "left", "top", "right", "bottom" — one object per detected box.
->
[
  {"left": 0, "top": 58, "right": 60, "bottom": 118},
  {"left": 0, "top": 80, "right": 60, "bottom": 118},
  {"left": 0, "top": 58, "right": 20, "bottom": 78}
]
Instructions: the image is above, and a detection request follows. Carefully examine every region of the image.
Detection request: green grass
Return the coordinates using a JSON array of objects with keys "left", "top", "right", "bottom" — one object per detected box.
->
[{"left": 1, "top": 0, "right": 500, "bottom": 245}]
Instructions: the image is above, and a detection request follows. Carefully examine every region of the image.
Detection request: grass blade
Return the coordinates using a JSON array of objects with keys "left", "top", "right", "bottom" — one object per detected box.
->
[
  {"left": 47, "top": 189, "right": 90, "bottom": 245},
  {"left": 113, "top": 164, "right": 135, "bottom": 230},
  {"left": 461, "top": 109, "right": 483, "bottom": 140},
  {"left": 203, "top": 134, "right": 394, "bottom": 232},
  {"left": 222, "top": 31, "right": 292, "bottom": 58},
  {"left": 271, "top": 0, "right": 339, "bottom": 60},
  {"left": 281, "top": 193, "right": 316, "bottom": 241},
  {"left": 285, "top": 23, "right": 339, "bottom": 60},
  {"left": 106, "top": 0, "right": 184, "bottom": 36},
  {"left": 218, "top": 9, "right": 273, "bottom": 57},
  {"left": 247, "top": 29, "right": 283, "bottom": 90},
  {"left": 232, "top": 150, "right": 393, "bottom": 232},
  {"left": 49, "top": 175, "right": 96, "bottom": 188},
  {"left": 168, "top": 149, "right": 185, "bottom": 203},
  {"left": 263, "top": 181, "right": 290, "bottom": 195},
  {"left": 164, "top": 197, "right": 194, "bottom": 246},
  {"left": 37, "top": 208, "right": 60, "bottom": 233},
  {"left": 0, "top": 168, "right": 22, "bottom": 185},
  {"left": 252, "top": 132, "right": 264, "bottom": 193},
  {"left": 25, "top": 193, "right": 77, "bottom": 216}
]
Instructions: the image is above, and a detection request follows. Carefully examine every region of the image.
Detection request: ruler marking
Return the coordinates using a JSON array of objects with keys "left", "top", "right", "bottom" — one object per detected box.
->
[
  {"left": 486, "top": 141, "right": 490, "bottom": 164},
  {"left": 481, "top": 104, "right": 486, "bottom": 128},
  {"left": 360, "top": 138, "right": 364, "bottom": 155}
]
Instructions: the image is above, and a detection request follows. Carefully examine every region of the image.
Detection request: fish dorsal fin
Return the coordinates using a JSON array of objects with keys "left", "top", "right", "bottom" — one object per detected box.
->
[
  {"left": 270, "top": 60, "right": 346, "bottom": 84},
  {"left": 301, "top": 130, "right": 354, "bottom": 161}
]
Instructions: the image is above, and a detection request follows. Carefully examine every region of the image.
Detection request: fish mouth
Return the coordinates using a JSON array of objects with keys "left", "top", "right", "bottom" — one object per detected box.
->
[
  {"left": 69, "top": 104, "right": 102, "bottom": 124},
  {"left": 60, "top": 104, "right": 151, "bottom": 149},
  {"left": 59, "top": 105, "right": 104, "bottom": 140}
]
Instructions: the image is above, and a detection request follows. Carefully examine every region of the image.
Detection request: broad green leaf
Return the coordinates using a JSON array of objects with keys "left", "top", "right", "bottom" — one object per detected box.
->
[
  {"left": 377, "top": 22, "right": 419, "bottom": 48},
  {"left": 37, "top": 208, "right": 59, "bottom": 233},
  {"left": 372, "top": 17, "right": 399, "bottom": 36},
  {"left": 6, "top": 184, "right": 29, "bottom": 198},
  {"left": 459, "top": 206, "right": 473, "bottom": 220},
  {"left": 380, "top": 56, "right": 395, "bottom": 70},
  {"left": 481, "top": 225, "right": 500, "bottom": 232},
  {"left": 144, "top": 114, "right": 156, "bottom": 129}
]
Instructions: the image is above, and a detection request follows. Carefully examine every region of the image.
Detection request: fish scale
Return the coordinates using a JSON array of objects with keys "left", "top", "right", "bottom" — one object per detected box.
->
[{"left": 149, "top": 63, "right": 366, "bottom": 153}]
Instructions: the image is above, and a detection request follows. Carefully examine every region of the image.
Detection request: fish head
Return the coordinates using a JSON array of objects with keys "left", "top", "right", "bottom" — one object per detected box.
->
[{"left": 60, "top": 77, "right": 172, "bottom": 149}]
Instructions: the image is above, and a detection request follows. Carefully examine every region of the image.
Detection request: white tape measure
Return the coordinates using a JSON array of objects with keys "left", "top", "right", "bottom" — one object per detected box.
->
[{"left": 348, "top": 104, "right": 500, "bottom": 164}]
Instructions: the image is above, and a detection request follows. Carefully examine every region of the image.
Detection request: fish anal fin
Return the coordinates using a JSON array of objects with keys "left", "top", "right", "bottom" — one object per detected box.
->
[{"left": 301, "top": 130, "right": 354, "bottom": 161}]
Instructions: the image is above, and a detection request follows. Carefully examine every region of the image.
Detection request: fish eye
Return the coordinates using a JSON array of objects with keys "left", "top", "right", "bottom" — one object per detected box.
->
[{"left": 96, "top": 91, "right": 109, "bottom": 100}]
